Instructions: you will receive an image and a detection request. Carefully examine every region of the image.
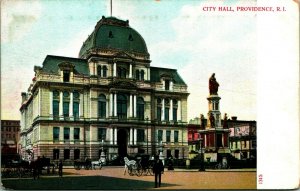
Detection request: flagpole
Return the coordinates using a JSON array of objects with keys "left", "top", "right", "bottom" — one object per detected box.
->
[{"left": 110, "top": 0, "right": 112, "bottom": 16}]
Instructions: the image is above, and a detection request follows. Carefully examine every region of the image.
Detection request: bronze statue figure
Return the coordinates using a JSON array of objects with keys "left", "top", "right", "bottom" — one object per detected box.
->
[
  {"left": 209, "top": 73, "right": 219, "bottom": 95},
  {"left": 209, "top": 113, "right": 215, "bottom": 128}
]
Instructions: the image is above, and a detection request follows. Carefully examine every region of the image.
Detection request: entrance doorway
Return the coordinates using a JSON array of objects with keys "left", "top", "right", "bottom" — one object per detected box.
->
[{"left": 117, "top": 129, "right": 128, "bottom": 158}]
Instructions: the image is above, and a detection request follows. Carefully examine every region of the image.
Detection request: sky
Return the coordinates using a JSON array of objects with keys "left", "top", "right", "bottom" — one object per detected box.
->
[
  {"left": 0, "top": 0, "right": 280, "bottom": 122},
  {"left": 1, "top": 0, "right": 299, "bottom": 187}
]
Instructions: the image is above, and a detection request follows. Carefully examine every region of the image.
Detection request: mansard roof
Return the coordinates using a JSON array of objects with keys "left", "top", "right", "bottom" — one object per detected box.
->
[
  {"left": 41, "top": 55, "right": 89, "bottom": 75},
  {"left": 150, "top": 66, "right": 186, "bottom": 85}
]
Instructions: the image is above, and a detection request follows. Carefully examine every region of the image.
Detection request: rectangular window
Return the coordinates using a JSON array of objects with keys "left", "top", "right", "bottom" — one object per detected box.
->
[
  {"left": 53, "top": 149, "right": 59, "bottom": 160},
  {"left": 137, "top": 129, "right": 145, "bottom": 142},
  {"left": 175, "top": 150, "right": 179, "bottom": 159},
  {"left": 157, "top": 107, "right": 161, "bottom": 121},
  {"left": 53, "top": 127, "right": 60, "bottom": 141},
  {"left": 63, "top": 71, "right": 70, "bottom": 82},
  {"left": 63, "top": 102, "right": 69, "bottom": 117},
  {"left": 165, "top": 108, "right": 169, "bottom": 121},
  {"left": 165, "top": 80, "right": 170, "bottom": 90},
  {"left": 167, "top": 149, "right": 171, "bottom": 158},
  {"left": 166, "top": 130, "right": 171, "bottom": 143},
  {"left": 73, "top": 102, "right": 79, "bottom": 119},
  {"left": 173, "top": 108, "right": 177, "bottom": 122},
  {"left": 64, "top": 149, "right": 70, "bottom": 160},
  {"left": 98, "top": 128, "right": 106, "bottom": 141},
  {"left": 74, "top": 149, "right": 80, "bottom": 160},
  {"left": 64, "top": 127, "right": 70, "bottom": 140},
  {"left": 174, "top": 131, "right": 179, "bottom": 143},
  {"left": 53, "top": 101, "right": 59, "bottom": 117},
  {"left": 158, "top": 130, "right": 163, "bottom": 143},
  {"left": 74, "top": 128, "right": 80, "bottom": 140},
  {"left": 98, "top": 102, "right": 106, "bottom": 118}
]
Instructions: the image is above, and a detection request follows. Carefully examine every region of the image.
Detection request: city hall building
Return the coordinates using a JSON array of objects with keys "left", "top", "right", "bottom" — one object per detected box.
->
[{"left": 19, "top": 16, "right": 189, "bottom": 162}]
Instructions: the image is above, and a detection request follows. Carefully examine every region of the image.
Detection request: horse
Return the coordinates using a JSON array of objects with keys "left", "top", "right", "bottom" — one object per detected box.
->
[
  {"left": 91, "top": 159, "right": 102, "bottom": 170},
  {"left": 123, "top": 157, "right": 136, "bottom": 175}
]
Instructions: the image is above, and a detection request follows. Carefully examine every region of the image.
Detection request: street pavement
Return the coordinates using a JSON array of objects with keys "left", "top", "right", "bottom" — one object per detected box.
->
[{"left": 2, "top": 166, "right": 256, "bottom": 190}]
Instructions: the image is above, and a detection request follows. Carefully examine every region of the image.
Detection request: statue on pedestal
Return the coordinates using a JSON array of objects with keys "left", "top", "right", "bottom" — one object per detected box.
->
[{"left": 209, "top": 73, "right": 219, "bottom": 95}]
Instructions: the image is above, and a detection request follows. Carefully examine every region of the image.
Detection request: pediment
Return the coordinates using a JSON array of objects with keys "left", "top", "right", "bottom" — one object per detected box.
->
[{"left": 113, "top": 51, "right": 133, "bottom": 60}]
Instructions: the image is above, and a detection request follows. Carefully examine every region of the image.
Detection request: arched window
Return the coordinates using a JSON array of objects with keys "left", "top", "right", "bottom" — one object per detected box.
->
[
  {"left": 97, "top": 65, "right": 101, "bottom": 76},
  {"left": 173, "top": 99, "right": 178, "bottom": 122},
  {"left": 117, "top": 67, "right": 126, "bottom": 79},
  {"left": 53, "top": 90, "right": 60, "bottom": 117},
  {"left": 117, "top": 94, "right": 127, "bottom": 119},
  {"left": 136, "top": 70, "right": 140, "bottom": 80},
  {"left": 73, "top": 91, "right": 80, "bottom": 119},
  {"left": 98, "top": 94, "right": 106, "bottom": 119},
  {"left": 103, "top": 66, "right": 107, "bottom": 77},
  {"left": 165, "top": 98, "right": 170, "bottom": 121},
  {"left": 157, "top": 98, "right": 162, "bottom": 121},
  {"left": 141, "top": 70, "right": 144, "bottom": 81},
  {"left": 63, "top": 91, "right": 70, "bottom": 117},
  {"left": 137, "top": 97, "right": 144, "bottom": 120}
]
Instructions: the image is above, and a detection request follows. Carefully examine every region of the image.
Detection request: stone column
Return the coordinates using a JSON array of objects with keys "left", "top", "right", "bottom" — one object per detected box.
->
[
  {"left": 113, "top": 62, "right": 117, "bottom": 77},
  {"left": 114, "top": 128, "right": 117, "bottom": 145},
  {"left": 161, "top": 98, "right": 165, "bottom": 121},
  {"left": 177, "top": 100, "right": 181, "bottom": 121},
  {"left": 59, "top": 91, "right": 63, "bottom": 116},
  {"left": 106, "top": 99, "right": 109, "bottom": 118},
  {"left": 130, "top": 128, "right": 133, "bottom": 145},
  {"left": 79, "top": 93, "right": 83, "bottom": 117},
  {"left": 133, "top": 95, "right": 137, "bottom": 118},
  {"left": 129, "top": 64, "right": 132, "bottom": 78},
  {"left": 134, "top": 128, "right": 137, "bottom": 145},
  {"left": 110, "top": 128, "right": 113, "bottom": 144},
  {"left": 70, "top": 92, "right": 73, "bottom": 117},
  {"left": 204, "top": 134, "right": 207, "bottom": 147},
  {"left": 49, "top": 91, "right": 53, "bottom": 116},
  {"left": 114, "top": 93, "right": 117, "bottom": 117},
  {"left": 162, "top": 80, "right": 165, "bottom": 90},
  {"left": 129, "top": 94, "right": 133, "bottom": 117},
  {"left": 169, "top": 99, "right": 173, "bottom": 121},
  {"left": 110, "top": 93, "right": 113, "bottom": 116}
]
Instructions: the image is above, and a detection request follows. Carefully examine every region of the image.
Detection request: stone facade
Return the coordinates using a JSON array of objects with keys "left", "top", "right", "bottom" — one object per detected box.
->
[{"left": 19, "top": 16, "right": 189, "bottom": 162}]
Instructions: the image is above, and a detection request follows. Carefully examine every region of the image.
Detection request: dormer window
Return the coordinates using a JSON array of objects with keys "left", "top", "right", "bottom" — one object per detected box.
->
[
  {"left": 128, "top": 34, "right": 133, "bottom": 41},
  {"left": 63, "top": 71, "right": 70, "bottom": 82},
  {"left": 109, "top": 31, "right": 113, "bottom": 38},
  {"left": 165, "top": 79, "right": 170, "bottom": 90}
]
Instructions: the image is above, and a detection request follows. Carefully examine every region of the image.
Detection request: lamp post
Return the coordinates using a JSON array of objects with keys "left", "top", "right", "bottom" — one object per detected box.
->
[{"left": 199, "top": 137, "right": 205, "bottom": 171}]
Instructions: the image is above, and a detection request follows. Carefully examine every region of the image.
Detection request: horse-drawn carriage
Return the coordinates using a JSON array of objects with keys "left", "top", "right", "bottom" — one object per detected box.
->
[
  {"left": 124, "top": 155, "right": 154, "bottom": 176},
  {"left": 73, "top": 158, "right": 102, "bottom": 170}
]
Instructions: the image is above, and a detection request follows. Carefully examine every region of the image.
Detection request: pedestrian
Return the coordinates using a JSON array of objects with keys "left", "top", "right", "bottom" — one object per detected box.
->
[
  {"left": 37, "top": 156, "right": 41, "bottom": 178},
  {"left": 153, "top": 155, "right": 164, "bottom": 188},
  {"left": 32, "top": 161, "right": 37, "bottom": 180},
  {"left": 58, "top": 160, "right": 63, "bottom": 177}
]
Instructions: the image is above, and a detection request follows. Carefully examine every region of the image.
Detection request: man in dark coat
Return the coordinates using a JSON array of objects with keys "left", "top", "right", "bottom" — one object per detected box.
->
[{"left": 153, "top": 155, "right": 164, "bottom": 188}]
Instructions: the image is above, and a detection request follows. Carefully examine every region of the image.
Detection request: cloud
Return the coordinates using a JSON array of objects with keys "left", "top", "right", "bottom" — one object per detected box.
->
[{"left": 1, "top": 0, "right": 42, "bottom": 43}]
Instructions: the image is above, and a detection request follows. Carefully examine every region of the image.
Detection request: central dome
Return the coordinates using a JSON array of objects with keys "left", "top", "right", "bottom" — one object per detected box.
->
[{"left": 79, "top": 16, "right": 149, "bottom": 59}]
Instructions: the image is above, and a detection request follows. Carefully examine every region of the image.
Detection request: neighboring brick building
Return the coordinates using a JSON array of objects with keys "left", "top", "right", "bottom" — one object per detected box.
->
[
  {"left": 19, "top": 16, "right": 189, "bottom": 162},
  {"left": 228, "top": 117, "right": 256, "bottom": 160},
  {"left": 1, "top": 120, "right": 20, "bottom": 160}
]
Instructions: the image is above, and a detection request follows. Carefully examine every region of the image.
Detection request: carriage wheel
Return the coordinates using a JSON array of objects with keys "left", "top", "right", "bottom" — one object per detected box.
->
[
  {"left": 128, "top": 167, "right": 134, "bottom": 176},
  {"left": 136, "top": 164, "right": 143, "bottom": 177}
]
